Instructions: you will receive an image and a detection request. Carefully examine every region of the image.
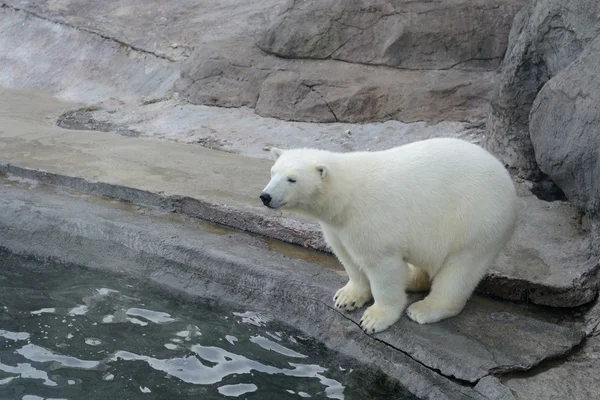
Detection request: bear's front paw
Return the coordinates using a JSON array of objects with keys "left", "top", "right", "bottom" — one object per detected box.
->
[
  {"left": 333, "top": 282, "right": 372, "bottom": 311},
  {"left": 359, "top": 303, "right": 402, "bottom": 334},
  {"left": 406, "top": 299, "right": 462, "bottom": 324}
]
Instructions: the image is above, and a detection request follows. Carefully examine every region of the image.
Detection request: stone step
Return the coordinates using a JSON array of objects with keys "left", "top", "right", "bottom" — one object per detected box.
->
[
  {"left": 0, "top": 86, "right": 597, "bottom": 308},
  {"left": 0, "top": 178, "right": 586, "bottom": 392}
]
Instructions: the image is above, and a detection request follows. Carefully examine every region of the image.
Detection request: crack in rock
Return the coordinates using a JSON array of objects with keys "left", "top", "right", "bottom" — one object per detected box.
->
[{"left": 1, "top": 1, "right": 177, "bottom": 62}]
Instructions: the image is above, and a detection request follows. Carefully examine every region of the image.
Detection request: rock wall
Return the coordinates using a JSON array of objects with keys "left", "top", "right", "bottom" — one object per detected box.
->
[
  {"left": 177, "top": 0, "right": 527, "bottom": 125},
  {"left": 484, "top": 0, "right": 600, "bottom": 252},
  {"left": 257, "top": 0, "right": 526, "bottom": 70},
  {"left": 483, "top": 0, "right": 600, "bottom": 180},
  {"left": 529, "top": 35, "right": 600, "bottom": 253}
]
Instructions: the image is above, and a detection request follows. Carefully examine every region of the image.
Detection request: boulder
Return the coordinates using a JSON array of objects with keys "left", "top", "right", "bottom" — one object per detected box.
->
[
  {"left": 257, "top": 0, "right": 527, "bottom": 70},
  {"left": 529, "top": 35, "right": 600, "bottom": 254},
  {"left": 483, "top": 0, "right": 600, "bottom": 180}
]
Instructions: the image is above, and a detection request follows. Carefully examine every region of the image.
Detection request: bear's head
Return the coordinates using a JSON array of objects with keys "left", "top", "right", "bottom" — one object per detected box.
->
[{"left": 260, "top": 147, "right": 329, "bottom": 216}]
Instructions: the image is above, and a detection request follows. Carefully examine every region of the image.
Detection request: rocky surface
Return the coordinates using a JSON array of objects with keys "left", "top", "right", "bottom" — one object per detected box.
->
[
  {"left": 1, "top": 0, "right": 288, "bottom": 61},
  {"left": 177, "top": 39, "right": 497, "bottom": 124},
  {"left": 0, "top": 178, "right": 587, "bottom": 395},
  {"left": 529, "top": 35, "right": 600, "bottom": 255},
  {"left": 0, "top": 5, "right": 179, "bottom": 105},
  {"left": 257, "top": 0, "right": 527, "bottom": 71},
  {"left": 504, "top": 335, "right": 600, "bottom": 400},
  {"left": 56, "top": 100, "right": 480, "bottom": 159},
  {"left": 0, "top": 1, "right": 490, "bottom": 142},
  {"left": 477, "top": 195, "right": 597, "bottom": 307},
  {"left": 483, "top": 0, "right": 600, "bottom": 180},
  {"left": 1, "top": 0, "right": 505, "bottom": 126},
  {"left": 474, "top": 376, "right": 517, "bottom": 400}
]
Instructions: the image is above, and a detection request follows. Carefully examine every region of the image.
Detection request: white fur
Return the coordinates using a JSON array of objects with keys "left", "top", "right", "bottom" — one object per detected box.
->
[{"left": 261, "top": 138, "right": 518, "bottom": 333}]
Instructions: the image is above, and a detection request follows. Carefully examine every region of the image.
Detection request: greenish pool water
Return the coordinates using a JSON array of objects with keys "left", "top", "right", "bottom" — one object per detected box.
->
[{"left": 0, "top": 251, "right": 413, "bottom": 400}]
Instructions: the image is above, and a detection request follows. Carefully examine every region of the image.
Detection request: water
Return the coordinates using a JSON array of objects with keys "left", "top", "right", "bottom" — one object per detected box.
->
[{"left": 0, "top": 251, "right": 413, "bottom": 400}]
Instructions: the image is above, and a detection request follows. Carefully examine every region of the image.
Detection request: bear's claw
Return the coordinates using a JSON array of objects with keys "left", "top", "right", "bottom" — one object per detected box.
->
[{"left": 333, "top": 282, "right": 371, "bottom": 311}]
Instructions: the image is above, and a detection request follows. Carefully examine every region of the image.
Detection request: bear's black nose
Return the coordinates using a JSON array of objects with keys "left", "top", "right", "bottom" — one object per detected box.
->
[{"left": 260, "top": 193, "right": 272, "bottom": 206}]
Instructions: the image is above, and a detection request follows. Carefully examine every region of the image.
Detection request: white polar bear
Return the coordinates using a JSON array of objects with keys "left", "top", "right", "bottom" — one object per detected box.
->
[{"left": 260, "top": 138, "right": 518, "bottom": 333}]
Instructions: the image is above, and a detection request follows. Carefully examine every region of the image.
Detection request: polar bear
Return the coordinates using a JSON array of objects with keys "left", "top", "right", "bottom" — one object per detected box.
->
[{"left": 260, "top": 138, "right": 518, "bottom": 333}]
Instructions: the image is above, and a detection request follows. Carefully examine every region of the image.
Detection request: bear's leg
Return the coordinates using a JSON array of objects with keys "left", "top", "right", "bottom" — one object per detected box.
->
[
  {"left": 359, "top": 256, "right": 408, "bottom": 333},
  {"left": 406, "top": 248, "right": 497, "bottom": 324},
  {"left": 324, "top": 230, "right": 372, "bottom": 311},
  {"left": 406, "top": 264, "right": 431, "bottom": 292}
]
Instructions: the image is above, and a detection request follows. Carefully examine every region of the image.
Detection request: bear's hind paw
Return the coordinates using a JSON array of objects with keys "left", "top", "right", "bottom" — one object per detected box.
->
[{"left": 406, "top": 299, "right": 462, "bottom": 324}]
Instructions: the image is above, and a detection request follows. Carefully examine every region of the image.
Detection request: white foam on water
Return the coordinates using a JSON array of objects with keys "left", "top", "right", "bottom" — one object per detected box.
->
[
  {"left": 16, "top": 344, "right": 100, "bottom": 369},
  {"left": 30, "top": 308, "right": 56, "bottom": 315},
  {"left": 68, "top": 305, "right": 89, "bottom": 316},
  {"left": 126, "top": 308, "right": 175, "bottom": 324},
  {"left": 0, "top": 330, "right": 30, "bottom": 341},
  {"left": 217, "top": 383, "right": 258, "bottom": 397},
  {"left": 249, "top": 335, "right": 307, "bottom": 359}
]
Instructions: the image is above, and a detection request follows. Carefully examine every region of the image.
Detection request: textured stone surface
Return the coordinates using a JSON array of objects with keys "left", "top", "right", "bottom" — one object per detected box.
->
[
  {"left": 257, "top": 0, "right": 527, "bottom": 70},
  {"left": 0, "top": 87, "right": 597, "bottom": 308},
  {"left": 178, "top": 39, "right": 497, "bottom": 124},
  {"left": 1, "top": 0, "right": 288, "bottom": 61},
  {"left": 55, "top": 100, "right": 481, "bottom": 160},
  {"left": 0, "top": 1, "right": 498, "bottom": 125},
  {"left": 474, "top": 376, "right": 517, "bottom": 400},
  {"left": 585, "top": 301, "right": 600, "bottom": 336},
  {"left": 504, "top": 335, "right": 600, "bottom": 400},
  {"left": 254, "top": 64, "right": 496, "bottom": 123},
  {"left": 175, "top": 40, "right": 276, "bottom": 109},
  {"left": 0, "top": 6, "right": 179, "bottom": 105},
  {"left": 0, "top": 179, "right": 586, "bottom": 389},
  {"left": 477, "top": 195, "right": 598, "bottom": 307},
  {"left": 483, "top": 0, "right": 600, "bottom": 180},
  {"left": 529, "top": 35, "right": 600, "bottom": 256}
]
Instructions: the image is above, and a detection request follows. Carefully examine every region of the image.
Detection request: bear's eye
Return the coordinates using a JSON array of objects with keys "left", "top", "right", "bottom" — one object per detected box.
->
[{"left": 287, "top": 177, "right": 296, "bottom": 183}]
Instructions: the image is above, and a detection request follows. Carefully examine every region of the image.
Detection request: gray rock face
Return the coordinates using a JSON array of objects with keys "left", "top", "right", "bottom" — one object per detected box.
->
[
  {"left": 253, "top": 63, "right": 496, "bottom": 123},
  {"left": 257, "top": 0, "right": 527, "bottom": 70},
  {"left": 505, "top": 335, "right": 600, "bottom": 400},
  {"left": 529, "top": 35, "right": 600, "bottom": 255},
  {"left": 474, "top": 376, "right": 517, "bottom": 400},
  {"left": 174, "top": 0, "right": 525, "bottom": 124},
  {"left": 483, "top": 0, "right": 600, "bottom": 180},
  {"left": 175, "top": 40, "right": 275, "bottom": 109},
  {"left": 178, "top": 39, "right": 497, "bottom": 124},
  {"left": 0, "top": 6, "right": 179, "bottom": 105},
  {"left": 2, "top": 0, "right": 288, "bottom": 61}
]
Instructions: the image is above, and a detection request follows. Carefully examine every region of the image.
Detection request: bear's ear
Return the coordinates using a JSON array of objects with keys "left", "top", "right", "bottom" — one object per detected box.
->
[
  {"left": 270, "top": 147, "right": 284, "bottom": 161},
  {"left": 316, "top": 164, "right": 328, "bottom": 179}
]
